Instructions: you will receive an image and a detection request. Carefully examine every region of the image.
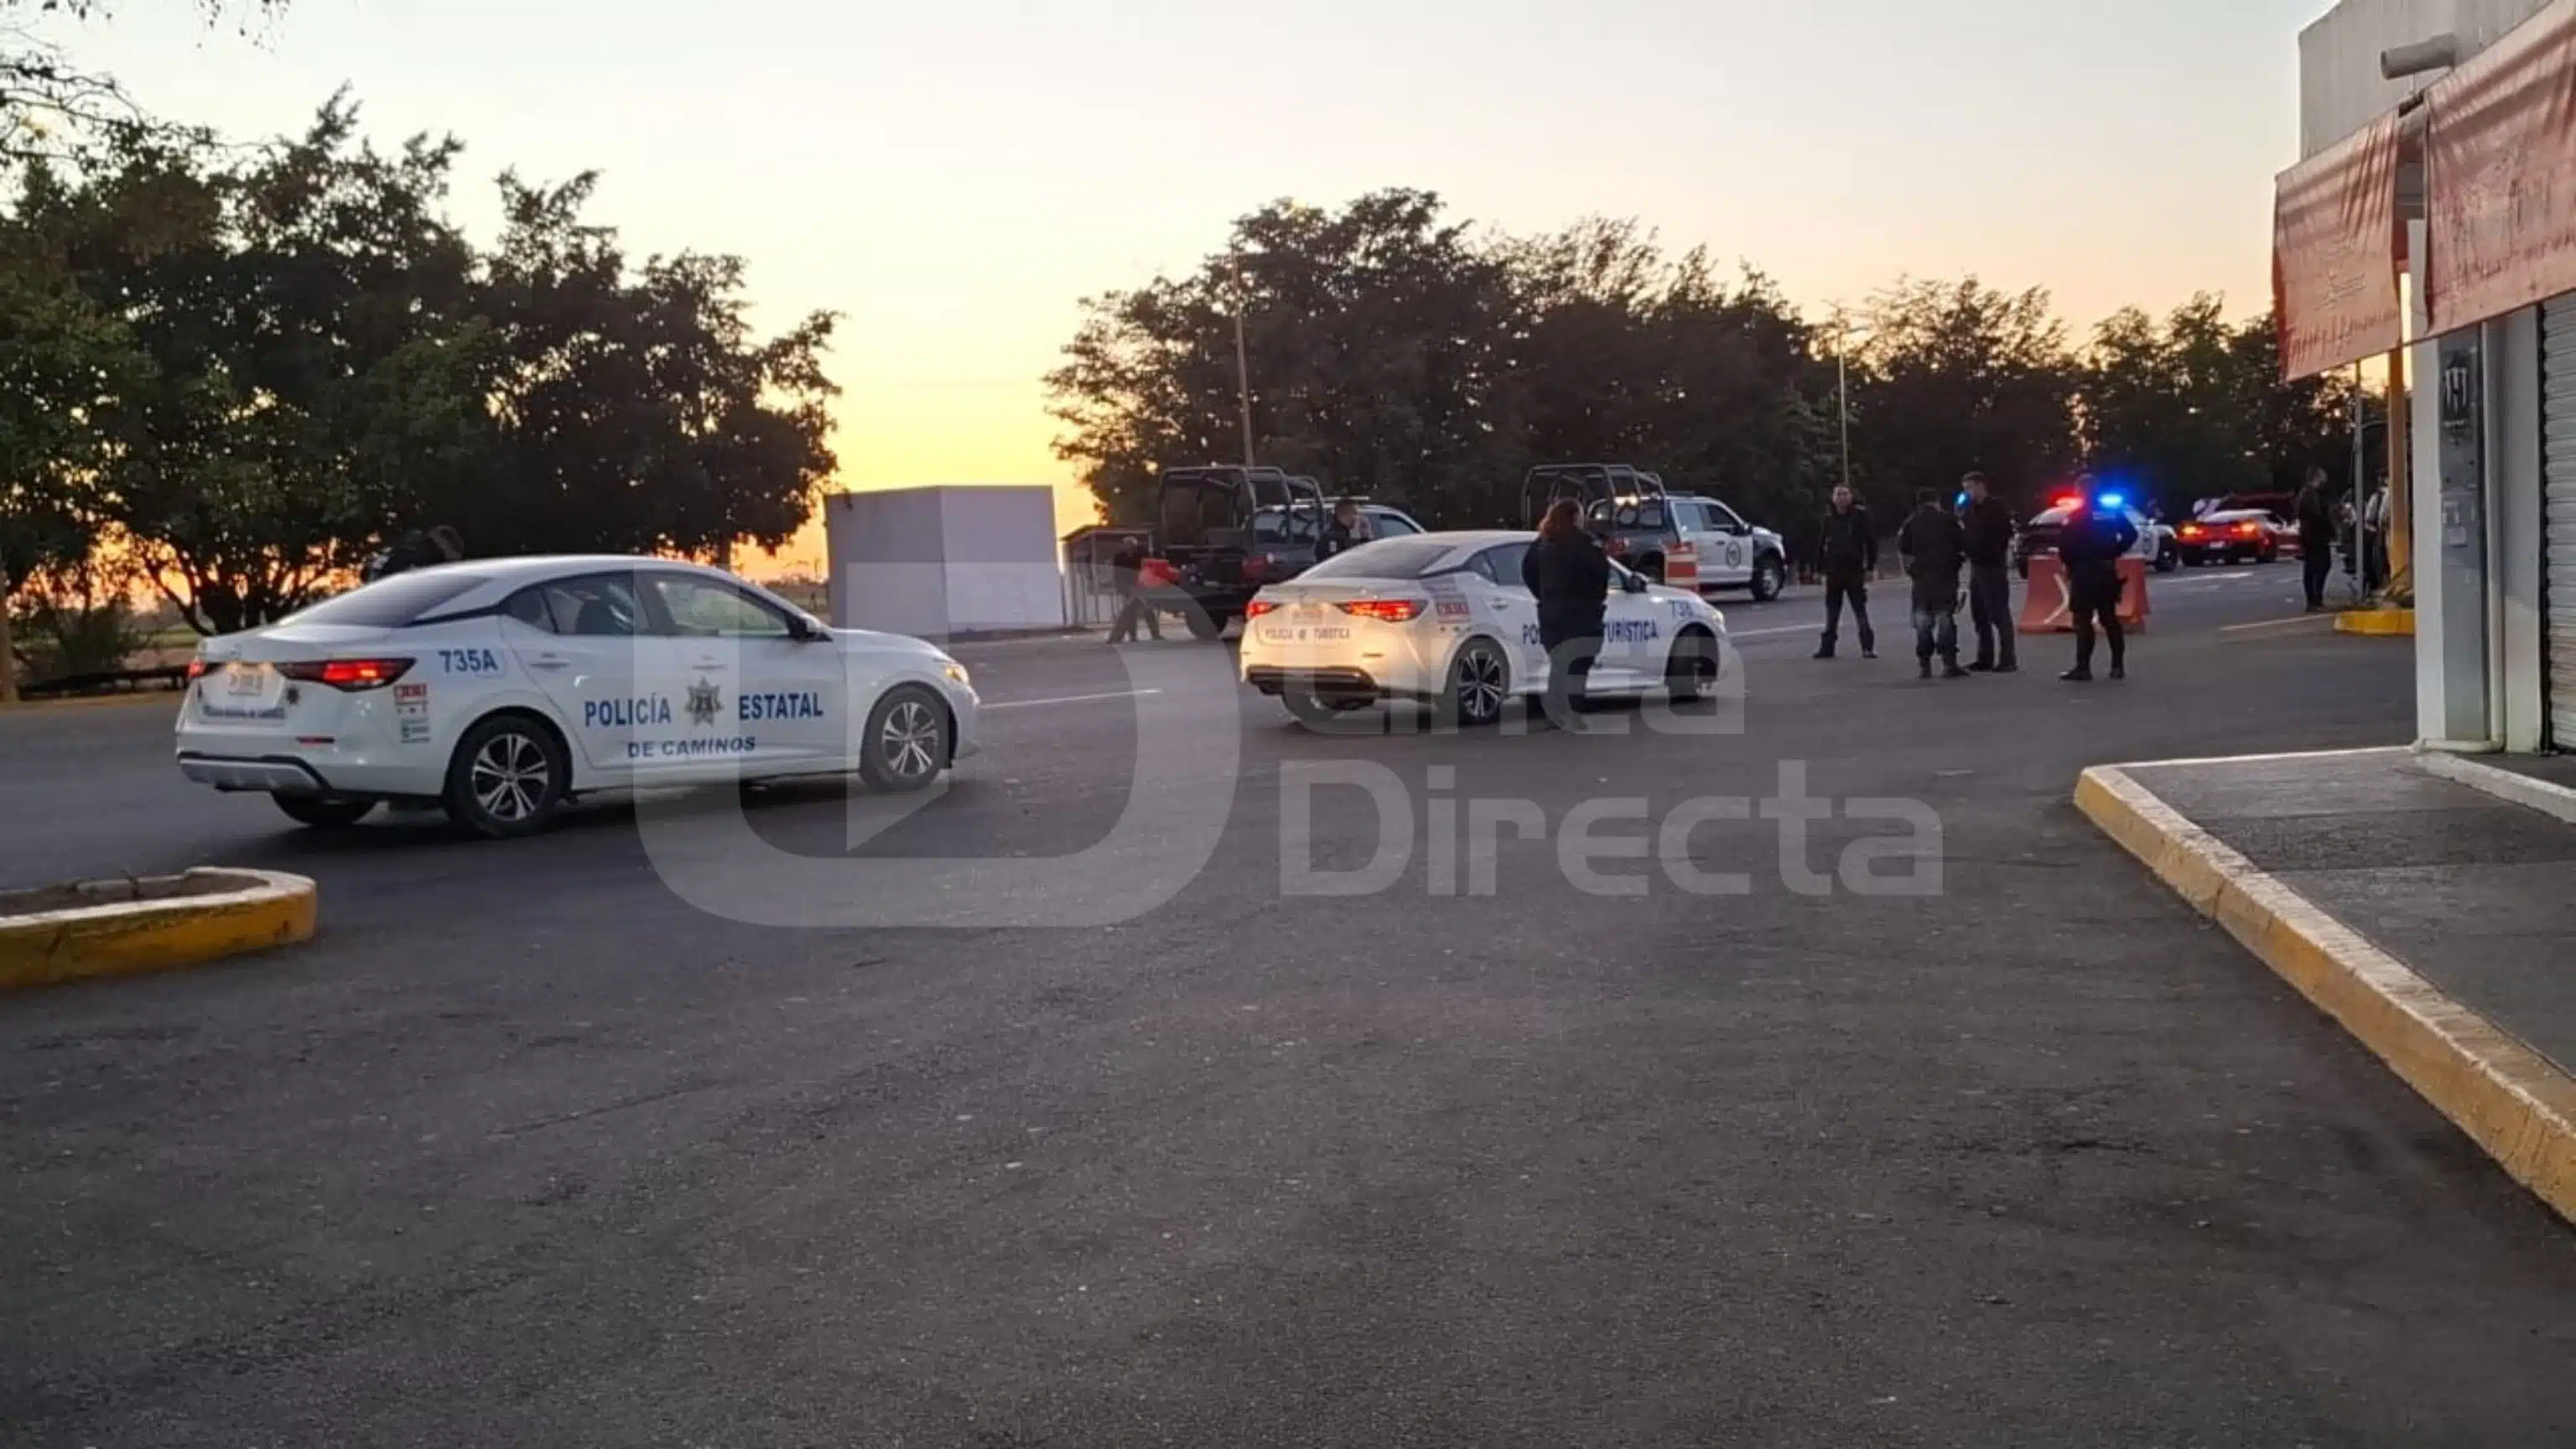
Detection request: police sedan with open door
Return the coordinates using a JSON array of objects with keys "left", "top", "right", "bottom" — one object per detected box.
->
[
  {"left": 1237, "top": 530, "right": 1730, "bottom": 725},
  {"left": 175, "top": 556, "right": 981, "bottom": 838}
]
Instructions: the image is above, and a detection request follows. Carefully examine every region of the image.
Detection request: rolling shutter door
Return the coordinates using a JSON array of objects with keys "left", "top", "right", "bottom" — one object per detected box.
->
[{"left": 2546, "top": 300, "right": 2576, "bottom": 747}]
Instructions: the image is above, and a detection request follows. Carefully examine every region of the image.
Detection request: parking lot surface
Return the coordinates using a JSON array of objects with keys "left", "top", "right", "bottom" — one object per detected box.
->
[{"left": 8, "top": 569, "right": 2573, "bottom": 1446}]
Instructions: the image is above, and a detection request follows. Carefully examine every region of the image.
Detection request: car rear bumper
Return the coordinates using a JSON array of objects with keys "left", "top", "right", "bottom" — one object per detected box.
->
[{"left": 175, "top": 752, "right": 334, "bottom": 793}]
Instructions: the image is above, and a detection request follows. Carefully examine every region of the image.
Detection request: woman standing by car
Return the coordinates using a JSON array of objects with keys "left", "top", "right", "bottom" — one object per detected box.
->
[{"left": 1520, "top": 500, "right": 1612, "bottom": 730}]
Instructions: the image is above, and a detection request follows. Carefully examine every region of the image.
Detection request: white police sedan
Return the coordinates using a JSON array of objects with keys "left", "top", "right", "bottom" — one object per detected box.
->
[
  {"left": 176, "top": 556, "right": 980, "bottom": 838},
  {"left": 1238, "top": 530, "right": 1728, "bottom": 724}
]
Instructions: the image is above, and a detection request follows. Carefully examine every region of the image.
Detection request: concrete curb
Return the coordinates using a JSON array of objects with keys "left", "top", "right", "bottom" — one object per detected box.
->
[
  {"left": 2075, "top": 762, "right": 2576, "bottom": 1226},
  {"left": 2418, "top": 750, "right": 2576, "bottom": 828},
  {"left": 2334, "top": 608, "right": 2416, "bottom": 636},
  {"left": 0, "top": 868, "right": 318, "bottom": 992}
]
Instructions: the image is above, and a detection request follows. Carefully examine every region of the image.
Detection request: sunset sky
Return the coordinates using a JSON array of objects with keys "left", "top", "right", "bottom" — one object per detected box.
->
[{"left": 52, "top": 0, "right": 2323, "bottom": 574}]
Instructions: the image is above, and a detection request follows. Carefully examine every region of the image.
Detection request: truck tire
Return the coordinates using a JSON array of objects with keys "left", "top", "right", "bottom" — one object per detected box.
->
[{"left": 1749, "top": 553, "right": 1785, "bottom": 602}]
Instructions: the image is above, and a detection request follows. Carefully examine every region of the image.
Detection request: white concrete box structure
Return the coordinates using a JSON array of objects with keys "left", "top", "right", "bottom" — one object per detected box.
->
[
  {"left": 823, "top": 486, "right": 1067, "bottom": 641},
  {"left": 2298, "top": 0, "right": 2569, "bottom": 751}
]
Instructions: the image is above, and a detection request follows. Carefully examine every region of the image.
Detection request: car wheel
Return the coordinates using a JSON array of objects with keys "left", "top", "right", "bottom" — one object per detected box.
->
[
  {"left": 1184, "top": 608, "right": 1230, "bottom": 641},
  {"left": 273, "top": 795, "right": 376, "bottom": 829},
  {"left": 1666, "top": 628, "right": 1719, "bottom": 702},
  {"left": 1440, "top": 638, "right": 1511, "bottom": 729},
  {"left": 1749, "top": 554, "right": 1785, "bottom": 602},
  {"left": 2154, "top": 545, "right": 2179, "bottom": 574},
  {"left": 444, "top": 713, "right": 570, "bottom": 839},
  {"left": 860, "top": 684, "right": 950, "bottom": 792}
]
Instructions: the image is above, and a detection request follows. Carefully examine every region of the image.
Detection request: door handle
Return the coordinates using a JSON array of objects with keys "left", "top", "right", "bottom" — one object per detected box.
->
[{"left": 527, "top": 653, "right": 571, "bottom": 671}]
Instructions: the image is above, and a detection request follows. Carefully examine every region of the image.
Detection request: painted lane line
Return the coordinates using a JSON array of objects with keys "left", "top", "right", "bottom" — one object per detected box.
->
[
  {"left": 1729, "top": 624, "right": 1827, "bottom": 640},
  {"left": 983, "top": 688, "right": 1165, "bottom": 711},
  {"left": 2220, "top": 614, "right": 2338, "bottom": 635}
]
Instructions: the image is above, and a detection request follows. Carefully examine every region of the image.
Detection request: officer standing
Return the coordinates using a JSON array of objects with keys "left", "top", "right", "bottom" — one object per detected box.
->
[
  {"left": 1317, "top": 501, "right": 1369, "bottom": 562},
  {"left": 1812, "top": 485, "right": 1878, "bottom": 661},
  {"left": 1522, "top": 499, "right": 1613, "bottom": 730},
  {"left": 1105, "top": 536, "right": 1162, "bottom": 644},
  {"left": 2054, "top": 480, "right": 2138, "bottom": 682},
  {"left": 1959, "top": 472, "right": 2018, "bottom": 673},
  {"left": 1898, "top": 489, "right": 1970, "bottom": 680},
  {"left": 2295, "top": 466, "right": 2339, "bottom": 611}
]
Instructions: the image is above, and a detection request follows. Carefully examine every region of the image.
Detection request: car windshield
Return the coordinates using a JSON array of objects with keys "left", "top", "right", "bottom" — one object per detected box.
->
[
  {"left": 280, "top": 569, "right": 492, "bottom": 628},
  {"left": 1301, "top": 538, "right": 1460, "bottom": 579}
]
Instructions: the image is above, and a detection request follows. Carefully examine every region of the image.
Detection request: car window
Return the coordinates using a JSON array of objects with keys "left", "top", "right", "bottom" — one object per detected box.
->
[
  {"left": 1473, "top": 543, "right": 1531, "bottom": 589},
  {"left": 533, "top": 574, "right": 646, "bottom": 636},
  {"left": 502, "top": 587, "right": 556, "bottom": 633},
  {"left": 1252, "top": 507, "right": 1322, "bottom": 544},
  {"left": 648, "top": 574, "right": 792, "bottom": 638},
  {"left": 1302, "top": 538, "right": 1460, "bottom": 579},
  {"left": 281, "top": 570, "right": 492, "bottom": 629},
  {"left": 1706, "top": 501, "right": 1746, "bottom": 531},
  {"left": 1364, "top": 509, "right": 1421, "bottom": 538}
]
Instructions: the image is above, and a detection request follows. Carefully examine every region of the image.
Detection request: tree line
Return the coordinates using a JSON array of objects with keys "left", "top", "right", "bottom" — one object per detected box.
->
[
  {"left": 3, "top": 0, "right": 836, "bottom": 680},
  {"left": 1050, "top": 189, "right": 2358, "bottom": 560}
]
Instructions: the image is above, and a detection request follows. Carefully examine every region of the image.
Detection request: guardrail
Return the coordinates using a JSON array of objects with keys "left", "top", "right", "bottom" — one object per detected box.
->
[{"left": 17, "top": 666, "right": 189, "bottom": 700}]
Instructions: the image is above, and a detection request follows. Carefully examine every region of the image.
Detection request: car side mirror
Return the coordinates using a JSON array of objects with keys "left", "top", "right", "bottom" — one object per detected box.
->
[
  {"left": 1623, "top": 572, "right": 1648, "bottom": 594},
  {"left": 790, "top": 614, "right": 827, "bottom": 641}
]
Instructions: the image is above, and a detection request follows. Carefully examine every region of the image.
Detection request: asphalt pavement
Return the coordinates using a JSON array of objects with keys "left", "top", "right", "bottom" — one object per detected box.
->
[{"left": 7, "top": 566, "right": 2573, "bottom": 1447}]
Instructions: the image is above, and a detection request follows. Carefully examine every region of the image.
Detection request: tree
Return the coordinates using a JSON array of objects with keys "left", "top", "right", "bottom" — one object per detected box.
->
[
  {"left": 64, "top": 99, "right": 491, "bottom": 633},
  {"left": 2080, "top": 297, "right": 2355, "bottom": 516},
  {"left": 1050, "top": 189, "right": 1524, "bottom": 526},
  {"left": 1846, "top": 278, "right": 2080, "bottom": 517},
  {"left": 3, "top": 2, "right": 279, "bottom": 168},
  {"left": 475, "top": 171, "right": 839, "bottom": 561}
]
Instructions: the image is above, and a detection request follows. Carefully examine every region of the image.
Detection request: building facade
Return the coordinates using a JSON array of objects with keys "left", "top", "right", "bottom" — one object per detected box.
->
[{"left": 2298, "top": 0, "right": 2573, "bottom": 751}]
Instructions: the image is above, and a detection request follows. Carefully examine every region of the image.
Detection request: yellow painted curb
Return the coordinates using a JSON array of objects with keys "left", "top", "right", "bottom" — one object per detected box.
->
[
  {"left": 0, "top": 869, "right": 317, "bottom": 992},
  {"left": 2334, "top": 608, "right": 2415, "bottom": 636},
  {"left": 2076, "top": 763, "right": 2576, "bottom": 1224}
]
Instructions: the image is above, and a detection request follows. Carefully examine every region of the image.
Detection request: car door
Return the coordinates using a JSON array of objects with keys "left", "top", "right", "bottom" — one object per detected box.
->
[
  {"left": 499, "top": 571, "right": 683, "bottom": 777},
  {"left": 1698, "top": 501, "right": 1757, "bottom": 586},
  {"left": 641, "top": 570, "right": 840, "bottom": 774},
  {"left": 1595, "top": 562, "right": 1665, "bottom": 687},
  {"left": 1468, "top": 543, "right": 1549, "bottom": 694}
]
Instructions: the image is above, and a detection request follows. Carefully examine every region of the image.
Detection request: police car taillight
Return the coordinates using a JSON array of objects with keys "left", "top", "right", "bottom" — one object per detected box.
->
[
  {"left": 185, "top": 658, "right": 211, "bottom": 682},
  {"left": 1337, "top": 600, "right": 1425, "bottom": 624},
  {"left": 1244, "top": 600, "right": 1282, "bottom": 619},
  {"left": 280, "top": 657, "right": 415, "bottom": 691}
]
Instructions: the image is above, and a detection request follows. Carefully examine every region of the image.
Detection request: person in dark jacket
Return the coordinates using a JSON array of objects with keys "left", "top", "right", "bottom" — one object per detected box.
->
[
  {"left": 1812, "top": 485, "right": 1878, "bottom": 660},
  {"left": 1958, "top": 471, "right": 2018, "bottom": 673},
  {"left": 1520, "top": 499, "right": 1613, "bottom": 730},
  {"left": 2054, "top": 481, "right": 2139, "bottom": 681},
  {"left": 1316, "top": 501, "right": 1369, "bottom": 562},
  {"left": 1104, "top": 538, "right": 1162, "bottom": 644},
  {"left": 1898, "top": 489, "right": 1970, "bottom": 679},
  {"left": 2294, "top": 467, "right": 2338, "bottom": 611}
]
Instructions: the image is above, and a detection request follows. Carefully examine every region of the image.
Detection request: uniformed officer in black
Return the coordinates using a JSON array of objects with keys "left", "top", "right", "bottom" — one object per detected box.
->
[
  {"left": 1959, "top": 471, "right": 2018, "bottom": 673},
  {"left": 2054, "top": 480, "right": 2138, "bottom": 682}
]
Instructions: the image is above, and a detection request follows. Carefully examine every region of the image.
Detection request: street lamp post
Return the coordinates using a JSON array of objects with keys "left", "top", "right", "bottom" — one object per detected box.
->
[
  {"left": 1232, "top": 257, "right": 1255, "bottom": 468},
  {"left": 1834, "top": 318, "right": 1872, "bottom": 493}
]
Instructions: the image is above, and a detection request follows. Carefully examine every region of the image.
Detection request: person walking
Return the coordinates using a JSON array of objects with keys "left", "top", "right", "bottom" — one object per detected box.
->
[
  {"left": 1105, "top": 536, "right": 1162, "bottom": 644},
  {"left": 2054, "top": 482, "right": 2138, "bottom": 682},
  {"left": 1317, "top": 500, "right": 1369, "bottom": 562},
  {"left": 1520, "top": 499, "right": 1612, "bottom": 730},
  {"left": 1898, "top": 488, "right": 1970, "bottom": 680},
  {"left": 1959, "top": 472, "right": 2018, "bottom": 673},
  {"left": 1812, "top": 484, "right": 1878, "bottom": 660},
  {"left": 2295, "top": 467, "right": 2339, "bottom": 612}
]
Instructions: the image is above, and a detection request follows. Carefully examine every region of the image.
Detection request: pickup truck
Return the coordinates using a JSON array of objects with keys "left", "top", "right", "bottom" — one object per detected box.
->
[
  {"left": 1519, "top": 465, "right": 1786, "bottom": 601},
  {"left": 1148, "top": 465, "right": 1330, "bottom": 638}
]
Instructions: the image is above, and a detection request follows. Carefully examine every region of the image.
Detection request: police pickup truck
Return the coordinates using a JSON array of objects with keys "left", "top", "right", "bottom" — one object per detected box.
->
[
  {"left": 1148, "top": 466, "right": 1331, "bottom": 638},
  {"left": 1521, "top": 465, "right": 1788, "bottom": 602}
]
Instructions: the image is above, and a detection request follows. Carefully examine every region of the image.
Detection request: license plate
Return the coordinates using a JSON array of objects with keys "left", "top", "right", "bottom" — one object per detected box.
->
[
  {"left": 222, "top": 662, "right": 275, "bottom": 698},
  {"left": 1292, "top": 603, "right": 1323, "bottom": 621}
]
